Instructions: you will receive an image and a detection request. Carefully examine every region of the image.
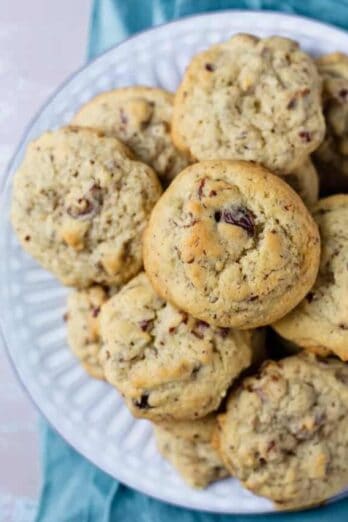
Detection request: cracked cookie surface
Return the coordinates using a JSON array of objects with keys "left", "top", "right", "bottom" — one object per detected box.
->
[
  {"left": 172, "top": 34, "right": 325, "bottom": 173},
  {"left": 73, "top": 86, "right": 190, "bottom": 185},
  {"left": 216, "top": 354, "right": 348, "bottom": 510},
  {"left": 99, "top": 272, "right": 261, "bottom": 420},
  {"left": 314, "top": 53, "right": 348, "bottom": 194},
  {"left": 273, "top": 195, "right": 348, "bottom": 360},
  {"left": 144, "top": 160, "right": 320, "bottom": 328},
  {"left": 11, "top": 126, "right": 162, "bottom": 287},
  {"left": 154, "top": 414, "right": 228, "bottom": 488}
]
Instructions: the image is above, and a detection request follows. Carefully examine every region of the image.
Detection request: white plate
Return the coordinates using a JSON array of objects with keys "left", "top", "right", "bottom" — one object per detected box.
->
[{"left": 2, "top": 10, "right": 348, "bottom": 515}]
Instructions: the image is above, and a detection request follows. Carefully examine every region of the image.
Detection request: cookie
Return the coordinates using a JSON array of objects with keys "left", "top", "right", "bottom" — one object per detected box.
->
[
  {"left": 72, "top": 86, "right": 190, "bottom": 185},
  {"left": 154, "top": 415, "right": 228, "bottom": 488},
  {"left": 216, "top": 354, "right": 348, "bottom": 510},
  {"left": 11, "top": 126, "right": 162, "bottom": 287},
  {"left": 143, "top": 160, "right": 320, "bottom": 328},
  {"left": 314, "top": 53, "right": 348, "bottom": 194},
  {"left": 272, "top": 195, "right": 348, "bottom": 361},
  {"left": 284, "top": 158, "right": 319, "bottom": 207},
  {"left": 66, "top": 285, "right": 111, "bottom": 379},
  {"left": 172, "top": 34, "right": 325, "bottom": 173},
  {"left": 99, "top": 272, "right": 261, "bottom": 421}
]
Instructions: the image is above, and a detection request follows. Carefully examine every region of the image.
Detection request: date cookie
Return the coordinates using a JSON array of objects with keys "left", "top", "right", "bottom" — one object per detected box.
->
[
  {"left": 273, "top": 195, "right": 348, "bottom": 361},
  {"left": 172, "top": 34, "right": 325, "bottom": 173},
  {"left": 314, "top": 53, "right": 348, "bottom": 194},
  {"left": 11, "top": 126, "right": 162, "bottom": 287},
  {"left": 144, "top": 161, "right": 320, "bottom": 328},
  {"left": 154, "top": 415, "right": 228, "bottom": 488},
  {"left": 99, "top": 272, "right": 261, "bottom": 421},
  {"left": 216, "top": 354, "right": 348, "bottom": 510},
  {"left": 66, "top": 285, "right": 113, "bottom": 379},
  {"left": 72, "top": 86, "right": 190, "bottom": 185}
]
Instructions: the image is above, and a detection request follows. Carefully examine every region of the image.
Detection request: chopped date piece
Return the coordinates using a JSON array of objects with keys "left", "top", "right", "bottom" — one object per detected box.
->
[
  {"left": 134, "top": 393, "right": 151, "bottom": 410},
  {"left": 191, "top": 320, "right": 209, "bottom": 339},
  {"left": 219, "top": 327, "right": 230, "bottom": 338},
  {"left": 214, "top": 206, "right": 255, "bottom": 236},
  {"left": 253, "top": 386, "right": 268, "bottom": 403},
  {"left": 287, "top": 98, "right": 297, "bottom": 110},
  {"left": 180, "top": 312, "right": 188, "bottom": 324},
  {"left": 67, "top": 184, "right": 103, "bottom": 220},
  {"left": 267, "top": 440, "right": 276, "bottom": 452},
  {"left": 191, "top": 364, "right": 202, "bottom": 377},
  {"left": 338, "top": 323, "right": 348, "bottom": 330},
  {"left": 204, "top": 63, "right": 215, "bottom": 72},
  {"left": 339, "top": 88, "right": 348, "bottom": 101},
  {"left": 119, "top": 107, "right": 128, "bottom": 126},
  {"left": 270, "top": 374, "right": 280, "bottom": 382},
  {"left": 139, "top": 319, "right": 153, "bottom": 332},
  {"left": 197, "top": 178, "right": 206, "bottom": 198},
  {"left": 67, "top": 198, "right": 94, "bottom": 219},
  {"left": 191, "top": 329, "right": 204, "bottom": 340},
  {"left": 213, "top": 465, "right": 225, "bottom": 474},
  {"left": 306, "top": 292, "right": 315, "bottom": 303},
  {"left": 89, "top": 184, "right": 103, "bottom": 202},
  {"left": 299, "top": 131, "right": 312, "bottom": 143},
  {"left": 287, "top": 88, "right": 310, "bottom": 110},
  {"left": 214, "top": 210, "right": 222, "bottom": 223},
  {"left": 314, "top": 412, "right": 326, "bottom": 427},
  {"left": 196, "top": 320, "right": 209, "bottom": 329},
  {"left": 91, "top": 306, "right": 101, "bottom": 318}
]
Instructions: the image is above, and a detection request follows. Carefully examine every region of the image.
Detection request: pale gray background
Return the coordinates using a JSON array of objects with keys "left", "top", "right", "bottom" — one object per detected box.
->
[{"left": 0, "top": 1, "right": 90, "bottom": 519}]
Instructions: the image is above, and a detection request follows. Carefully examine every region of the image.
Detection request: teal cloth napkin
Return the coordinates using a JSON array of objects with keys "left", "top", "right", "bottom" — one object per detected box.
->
[
  {"left": 36, "top": 1, "right": 348, "bottom": 520},
  {"left": 88, "top": 0, "right": 348, "bottom": 59}
]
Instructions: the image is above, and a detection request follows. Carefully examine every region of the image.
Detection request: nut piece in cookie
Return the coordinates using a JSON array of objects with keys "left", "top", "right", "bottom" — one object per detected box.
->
[
  {"left": 273, "top": 195, "right": 348, "bottom": 361},
  {"left": 11, "top": 126, "right": 162, "bottom": 287},
  {"left": 172, "top": 34, "right": 325, "bottom": 174},
  {"left": 314, "top": 53, "right": 348, "bottom": 194},
  {"left": 72, "top": 86, "right": 190, "bottom": 185},
  {"left": 154, "top": 414, "right": 229, "bottom": 488},
  {"left": 144, "top": 160, "right": 320, "bottom": 328},
  {"left": 99, "top": 272, "right": 259, "bottom": 421},
  {"left": 66, "top": 285, "right": 114, "bottom": 379},
  {"left": 216, "top": 354, "right": 348, "bottom": 510}
]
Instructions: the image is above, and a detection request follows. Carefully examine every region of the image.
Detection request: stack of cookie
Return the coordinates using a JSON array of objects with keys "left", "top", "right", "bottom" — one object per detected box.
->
[{"left": 11, "top": 33, "right": 348, "bottom": 510}]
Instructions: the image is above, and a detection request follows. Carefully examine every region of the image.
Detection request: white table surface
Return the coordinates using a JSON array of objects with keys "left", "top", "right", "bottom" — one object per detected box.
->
[{"left": 0, "top": 1, "right": 90, "bottom": 520}]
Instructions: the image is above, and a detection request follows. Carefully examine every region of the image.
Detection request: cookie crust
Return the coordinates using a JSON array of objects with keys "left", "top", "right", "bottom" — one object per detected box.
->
[
  {"left": 11, "top": 126, "right": 162, "bottom": 287},
  {"left": 66, "top": 285, "right": 109, "bottom": 379},
  {"left": 173, "top": 34, "right": 324, "bottom": 173},
  {"left": 217, "top": 354, "right": 348, "bottom": 510},
  {"left": 73, "top": 86, "right": 190, "bottom": 184},
  {"left": 154, "top": 415, "right": 228, "bottom": 488},
  {"left": 99, "top": 272, "right": 258, "bottom": 420},
  {"left": 144, "top": 160, "right": 320, "bottom": 328},
  {"left": 273, "top": 195, "right": 348, "bottom": 360}
]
